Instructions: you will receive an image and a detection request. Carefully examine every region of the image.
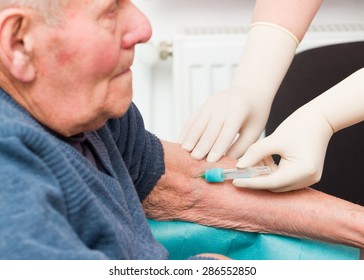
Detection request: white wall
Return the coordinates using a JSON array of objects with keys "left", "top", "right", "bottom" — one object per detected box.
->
[{"left": 132, "top": 0, "right": 364, "bottom": 141}]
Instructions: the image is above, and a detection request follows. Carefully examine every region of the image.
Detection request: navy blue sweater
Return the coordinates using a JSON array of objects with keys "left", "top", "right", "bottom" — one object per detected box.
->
[{"left": 0, "top": 89, "right": 168, "bottom": 259}]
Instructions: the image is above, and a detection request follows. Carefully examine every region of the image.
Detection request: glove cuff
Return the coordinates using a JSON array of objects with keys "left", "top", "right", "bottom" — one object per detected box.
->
[
  {"left": 231, "top": 21, "right": 298, "bottom": 102},
  {"left": 250, "top": 21, "right": 299, "bottom": 46}
]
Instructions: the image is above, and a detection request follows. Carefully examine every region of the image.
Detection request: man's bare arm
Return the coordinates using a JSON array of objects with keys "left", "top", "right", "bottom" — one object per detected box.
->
[{"left": 143, "top": 140, "right": 364, "bottom": 249}]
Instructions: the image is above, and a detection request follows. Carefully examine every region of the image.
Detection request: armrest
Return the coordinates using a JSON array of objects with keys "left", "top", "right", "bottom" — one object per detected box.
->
[{"left": 148, "top": 219, "right": 359, "bottom": 260}]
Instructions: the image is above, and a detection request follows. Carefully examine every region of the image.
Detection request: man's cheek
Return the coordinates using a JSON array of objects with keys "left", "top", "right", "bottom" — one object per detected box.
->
[
  {"left": 53, "top": 40, "right": 75, "bottom": 61},
  {"left": 91, "top": 46, "right": 120, "bottom": 75}
]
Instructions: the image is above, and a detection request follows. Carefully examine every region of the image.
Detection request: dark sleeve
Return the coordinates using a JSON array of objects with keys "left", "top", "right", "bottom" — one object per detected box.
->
[
  {"left": 0, "top": 136, "right": 108, "bottom": 259},
  {"left": 107, "top": 103, "right": 165, "bottom": 201}
]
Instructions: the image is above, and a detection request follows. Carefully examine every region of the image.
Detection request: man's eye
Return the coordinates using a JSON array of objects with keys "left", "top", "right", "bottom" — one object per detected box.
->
[{"left": 107, "top": 3, "right": 118, "bottom": 17}]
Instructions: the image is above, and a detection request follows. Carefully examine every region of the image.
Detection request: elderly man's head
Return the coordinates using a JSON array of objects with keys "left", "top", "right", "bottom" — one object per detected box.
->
[{"left": 0, "top": 0, "right": 152, "bottom": 136}]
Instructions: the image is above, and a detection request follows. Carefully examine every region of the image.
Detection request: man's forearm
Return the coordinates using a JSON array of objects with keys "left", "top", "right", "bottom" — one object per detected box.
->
[
  {"left": 143, "top": 141, "right": 364, "bottom": 248},
  {"left": 191, "top": 184, "right": 364, "bottom": 248}
]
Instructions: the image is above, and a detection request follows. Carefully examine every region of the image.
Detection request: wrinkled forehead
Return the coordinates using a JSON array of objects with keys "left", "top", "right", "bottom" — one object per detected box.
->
[
  {"left": 0, "top": 0, "right": 69, "bottom": 10},
  {"left": 0, "top": 0, "right": 123, "bottom": 27},
  {"left": 0, "top": 0, "right": 117, "bottom": 12},
  {"left": 0, "top": 0, "right": 72, "bottom": 25}
]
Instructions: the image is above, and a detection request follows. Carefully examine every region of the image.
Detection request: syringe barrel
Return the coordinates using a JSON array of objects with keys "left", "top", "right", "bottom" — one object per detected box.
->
[{"left": 223, "top": 166, "right": 271, "bottom": 180}]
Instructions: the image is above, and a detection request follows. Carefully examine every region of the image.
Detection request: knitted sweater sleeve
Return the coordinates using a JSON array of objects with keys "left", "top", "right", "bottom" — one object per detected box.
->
[
  {"left": 107, "top": 103, "right": 165, "bottom": 201},
  {"left": 0, "top": 134, "right": 108, "bottom": 259}
]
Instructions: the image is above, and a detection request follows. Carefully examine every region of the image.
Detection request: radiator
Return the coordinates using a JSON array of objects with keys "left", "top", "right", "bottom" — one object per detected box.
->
[{"left": 171, "top": 23, "right": 364, "bottom": 136}]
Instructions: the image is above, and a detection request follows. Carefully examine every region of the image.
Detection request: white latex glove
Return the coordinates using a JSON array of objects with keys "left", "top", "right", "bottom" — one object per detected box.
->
[
  {"left": 234, "top": 68, "right": 364, "bottom": 192},
  {"left": 179, "top": 22, "right": 298, "bottom": 162},
  {"left": 234, "top": 105, "right": 333, "bottom": 192}
]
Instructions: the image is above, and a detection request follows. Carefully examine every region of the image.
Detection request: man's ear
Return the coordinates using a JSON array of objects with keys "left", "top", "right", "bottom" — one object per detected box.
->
[{"left": 0, "top": 9, "right": 35, "bottom": 82}]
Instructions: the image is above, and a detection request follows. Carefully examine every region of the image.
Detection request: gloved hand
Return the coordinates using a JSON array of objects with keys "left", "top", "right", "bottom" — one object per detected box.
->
[
  {"left": 233, "top": 104, "right": 334, "bottom": 192},
  {"left": 179, "top": 22, "right": 298, "bottom": 162},
  {"left": 179, "top": 84, "right": 271, "bottom": 162},
  {"left": 234, "top": 68, "right": 364, "bottom": 192}
]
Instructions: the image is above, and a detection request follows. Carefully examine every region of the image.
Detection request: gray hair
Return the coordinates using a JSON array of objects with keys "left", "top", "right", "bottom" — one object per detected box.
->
[{"left": 0, "top": 0, "right": 71, "bottom": 25}]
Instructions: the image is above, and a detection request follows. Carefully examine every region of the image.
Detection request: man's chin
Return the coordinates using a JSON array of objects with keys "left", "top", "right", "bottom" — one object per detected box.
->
[{"left": 109, "top": 101, "right": 132, "bottom": 119}]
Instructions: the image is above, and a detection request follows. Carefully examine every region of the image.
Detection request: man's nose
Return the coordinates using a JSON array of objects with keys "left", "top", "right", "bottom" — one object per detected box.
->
[{"left": 120, "top": 3, "right": 152, "bottom": 49}]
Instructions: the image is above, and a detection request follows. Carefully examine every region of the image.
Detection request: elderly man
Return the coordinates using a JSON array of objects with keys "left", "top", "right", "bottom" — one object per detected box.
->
[{"left": 0, "top": 0, "right": 363, "bottom": 259}]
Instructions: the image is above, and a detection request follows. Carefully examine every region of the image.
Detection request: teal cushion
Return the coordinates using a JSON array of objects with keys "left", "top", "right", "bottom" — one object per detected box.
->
[{"left": 148, "top": 219, "right": 359, "bottom": 260}]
